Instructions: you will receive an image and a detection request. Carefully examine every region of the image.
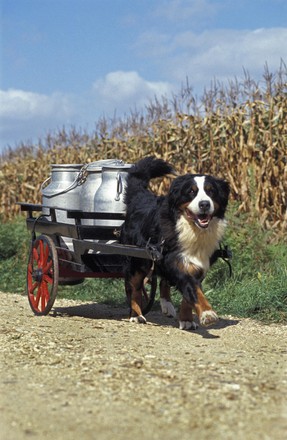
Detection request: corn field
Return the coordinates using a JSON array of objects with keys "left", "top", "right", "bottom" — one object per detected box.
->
[{"left": 1, "top": 67, "right": 286, "bottom": 241}]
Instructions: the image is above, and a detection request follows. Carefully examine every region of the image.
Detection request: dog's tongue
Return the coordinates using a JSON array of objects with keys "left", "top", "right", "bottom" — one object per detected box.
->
[
  {"left": 185, "top": 209, "right": 211, "bottom": 229},
  {"left": 197, "top": 215, "right": 210, "bottom": 228}
]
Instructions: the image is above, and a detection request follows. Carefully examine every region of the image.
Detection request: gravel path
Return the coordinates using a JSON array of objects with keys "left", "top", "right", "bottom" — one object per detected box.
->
[{"left": 0, "top": 291, "right": 286, "bottom": 440}]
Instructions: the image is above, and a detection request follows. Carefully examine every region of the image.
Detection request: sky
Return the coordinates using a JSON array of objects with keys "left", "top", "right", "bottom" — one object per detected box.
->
[{"left": 1, "top": 0, "right": 287, "bottom": 151}]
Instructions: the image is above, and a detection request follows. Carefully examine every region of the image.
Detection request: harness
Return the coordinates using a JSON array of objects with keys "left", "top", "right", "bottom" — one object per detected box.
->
[
  {"left": 211, "top": 243, "right": 233, "bottom": 277},
  {"left": 146, "top": 238, "right": 233, "bottom": 278}
]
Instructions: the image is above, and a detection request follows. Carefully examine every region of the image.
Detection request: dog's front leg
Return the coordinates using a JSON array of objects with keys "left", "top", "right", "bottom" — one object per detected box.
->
[
  {"left": 178, "top": 297, "right": 198, "bottom": 330},
  {"left": 192, "top": 284, "right": 219, "bottom": 326},
  {"left": 179, "top": 284, "right": 218, "bottom": 328},
  {"left": 164, "top": 256, "right": 218, "bottom": 328},
  {"left": 172, "top": 270, "right": 218, "bottom": 328},
  {"left": 180, "top": 280, "right": 218, "bottom": 327}
]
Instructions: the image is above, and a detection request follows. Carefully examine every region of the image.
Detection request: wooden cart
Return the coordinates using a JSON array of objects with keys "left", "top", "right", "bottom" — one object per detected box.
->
[{"left": 18, "top": 203, "right": 161, "bottom": 316}]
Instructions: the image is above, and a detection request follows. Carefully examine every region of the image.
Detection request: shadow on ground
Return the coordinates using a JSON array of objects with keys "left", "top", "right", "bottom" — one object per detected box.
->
[{"left": 53, "top": 301, "right": 240, "bottom": 338}]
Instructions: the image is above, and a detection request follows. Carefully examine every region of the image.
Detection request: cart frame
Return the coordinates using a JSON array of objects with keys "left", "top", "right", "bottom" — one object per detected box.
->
[{"left": 19, "top": 202, "right": 162, "bottom": 316}]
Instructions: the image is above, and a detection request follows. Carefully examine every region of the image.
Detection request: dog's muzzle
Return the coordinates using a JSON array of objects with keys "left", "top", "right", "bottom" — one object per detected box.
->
[{"left": 185, "top": 200, "right": 213, "bottom": 229}]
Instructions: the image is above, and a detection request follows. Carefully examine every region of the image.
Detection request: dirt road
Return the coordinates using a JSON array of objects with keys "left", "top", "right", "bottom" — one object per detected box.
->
[{"left": 0, "top": 291, "right": 286, "bottom": 440}]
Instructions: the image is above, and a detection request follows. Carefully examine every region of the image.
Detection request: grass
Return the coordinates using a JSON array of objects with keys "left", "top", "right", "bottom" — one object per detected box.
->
[
  {"left": 59, "top": 278, "right": 126, "bottom": 307},
  {"left": 0, "top": 219, "right": 31, "bottom": 293},
  {"left": 0, "top": 210, "right": 286, "bottom": 323},
  {"left": 203, "top": 206, "right": 287, "bottom": 322}
]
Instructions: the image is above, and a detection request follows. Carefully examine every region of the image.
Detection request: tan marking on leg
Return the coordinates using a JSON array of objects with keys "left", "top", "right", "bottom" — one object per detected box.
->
[
  {"left": 131, "top": 290, "right": 143, "bottom": 317},
  {"left": 193, "top": 285, "right": 218, "bottom": 326},
  {"left": 126, "top": 272, "right": 146, "bottom": 321}
]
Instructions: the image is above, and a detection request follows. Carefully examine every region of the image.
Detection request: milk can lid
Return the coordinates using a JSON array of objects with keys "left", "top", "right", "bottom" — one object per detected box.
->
[
  {"left": 102, "top": 163, "right": 132, "bottom": 171},
  {"left": 85, "top": 159, "right": 125, "bottom": 171}
]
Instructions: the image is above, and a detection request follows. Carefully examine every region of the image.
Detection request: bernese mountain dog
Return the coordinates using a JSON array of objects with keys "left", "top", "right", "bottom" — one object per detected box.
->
[{"left": 120, "top": 156, "right": 230, "bottom": 330}]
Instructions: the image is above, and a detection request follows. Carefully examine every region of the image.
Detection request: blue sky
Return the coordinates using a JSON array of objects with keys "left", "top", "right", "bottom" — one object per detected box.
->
[{"left": 1, "top": 0, "right": 287, "bottom": 151}]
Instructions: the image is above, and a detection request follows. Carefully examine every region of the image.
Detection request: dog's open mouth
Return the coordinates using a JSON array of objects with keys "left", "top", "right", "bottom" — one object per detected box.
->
[{"left": 185, "top": 209, "right": 211, "bottom": 229}]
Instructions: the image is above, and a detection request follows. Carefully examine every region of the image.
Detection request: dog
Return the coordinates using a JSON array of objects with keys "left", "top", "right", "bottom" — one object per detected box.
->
[{"left": 120, "top": 156, "right": 230, "bottom": 329}]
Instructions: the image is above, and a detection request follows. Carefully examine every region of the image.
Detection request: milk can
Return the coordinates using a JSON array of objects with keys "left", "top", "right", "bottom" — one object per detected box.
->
[
  {"left": 79, "top": 159, "right": 126, "bottom": 225},
  {"left": 94, "top": 162, "right": 132, "bottom": 227},
  {"left": 41, "top": 164, "right": 83, "bottom": 224}
]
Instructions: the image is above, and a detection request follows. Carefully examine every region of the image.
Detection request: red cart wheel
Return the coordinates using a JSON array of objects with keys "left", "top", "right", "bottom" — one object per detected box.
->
[{"left": 27, "top": 235, "right": 59, "bottom": 315}]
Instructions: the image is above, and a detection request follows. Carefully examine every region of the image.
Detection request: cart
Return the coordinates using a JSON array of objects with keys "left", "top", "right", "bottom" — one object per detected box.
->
[{"left": 18, "top": 203, "right": 162, "bottom": 317}]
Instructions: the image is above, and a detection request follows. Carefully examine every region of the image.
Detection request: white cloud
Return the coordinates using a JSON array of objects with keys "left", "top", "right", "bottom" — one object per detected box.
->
[
  {"left": 0, "top": 72, "right": 173, "bottom": 149},
  {"left": 0, "top": 89, "right": 76, "bottom": 148},
  {"left": 2, "top": 23, "right": 286, "bottom": 151},
  {"left": 181, "top": 28, "right": 287, "bottom": 85},
  {"left": 135, "top": 27, "right": 287, "bottom": 91},
  {"left": 92, "top": 70, "right": 173, "bottom": 112},
  {"left": 0, "top": 89, "right": 74, "bottom": 120}
]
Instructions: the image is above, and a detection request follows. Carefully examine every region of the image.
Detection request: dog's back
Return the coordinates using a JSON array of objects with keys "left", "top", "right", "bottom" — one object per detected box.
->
[{"left": 121, "top": 157, "right": 174, "bottom": 247}]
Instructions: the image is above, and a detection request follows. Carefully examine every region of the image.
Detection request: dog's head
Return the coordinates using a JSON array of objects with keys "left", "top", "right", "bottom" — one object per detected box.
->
[{"left": 168, "top": 174, "right": 230, "bottom": 229}]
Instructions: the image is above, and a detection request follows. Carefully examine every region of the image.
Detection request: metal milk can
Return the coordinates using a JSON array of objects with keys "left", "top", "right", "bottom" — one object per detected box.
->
[
  {"left": 79, "top": 159, "right": 126, "bottom": 225},
  {"left": 41, "top": 164, "right": 83, "bottom": 224},
  {"left": 94, "top": 162, "right": 132, "bottom": 227}
]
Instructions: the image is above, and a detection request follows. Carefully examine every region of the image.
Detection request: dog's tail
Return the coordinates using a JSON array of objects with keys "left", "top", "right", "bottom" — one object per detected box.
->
[
  {"left": 129, "top": 156, "right": 175, "bottom": 184},
  {"left": 124, "top": 156, "right": 175, "bottom": 203}
]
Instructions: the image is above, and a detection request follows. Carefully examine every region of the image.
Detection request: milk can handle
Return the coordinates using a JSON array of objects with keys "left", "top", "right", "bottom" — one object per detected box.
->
[
  {"left": 115, "top": 173, "right": 123, "bottom": 201},
  {"left": 40, "top": 162, "right": 91, "bottom": 197},
  {"left": 40, "top": 175, "right": 80, "bottom": 197},
  {"left": 41, "top": 176, "right": 51, "bottom": 189}
]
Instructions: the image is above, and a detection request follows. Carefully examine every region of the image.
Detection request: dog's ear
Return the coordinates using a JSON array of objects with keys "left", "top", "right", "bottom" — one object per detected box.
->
[
  {"left": 168, "top": 175, "right": 192, "bottom": 210},
  {"left": 215, "top": 178, "right": 230, "bottom": 208}
]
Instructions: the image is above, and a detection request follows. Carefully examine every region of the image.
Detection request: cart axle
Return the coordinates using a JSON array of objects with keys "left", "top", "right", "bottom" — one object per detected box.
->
[{"left": 32, "top": 268, "right": 43, "bottom": 283}]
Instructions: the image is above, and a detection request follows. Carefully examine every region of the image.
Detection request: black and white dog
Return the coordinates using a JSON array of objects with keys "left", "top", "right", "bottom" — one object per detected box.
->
[{"left": 120, "top": 156, "right": 230, "bottom": 329}]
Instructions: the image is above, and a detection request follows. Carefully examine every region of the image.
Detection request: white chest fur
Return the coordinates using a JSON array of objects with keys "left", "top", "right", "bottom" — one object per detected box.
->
[{"left": 176, "top": 216, "right": 227, "bottom": 274}]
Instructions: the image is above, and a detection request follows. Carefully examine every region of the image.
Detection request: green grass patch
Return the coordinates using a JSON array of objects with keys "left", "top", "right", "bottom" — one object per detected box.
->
[
  {"left": 58, "top": 278, "right": 126, "bottom": 307},
  {"left": 0, "top": 218, "right": 30, "bottom": 293},
  {"left": 0, "top": 210, "right": 286, "bottom": 323},
  {"left": 203, "top": 207, "right": 287, "bottom": 322}
]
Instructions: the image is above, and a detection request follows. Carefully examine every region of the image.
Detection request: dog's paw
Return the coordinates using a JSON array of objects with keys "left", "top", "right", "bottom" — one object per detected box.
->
[
  {"left": 129, "top": 315, "right": 147, "bottom": 324},
  {"left": 200, "top": 310, "right": 219, "bottom": 326},
  {"left": 179, "top": 320, "right": 198, "bottom": 331},
  {"left": 160, "top": 298, "right": 177, "bottom": 318}
]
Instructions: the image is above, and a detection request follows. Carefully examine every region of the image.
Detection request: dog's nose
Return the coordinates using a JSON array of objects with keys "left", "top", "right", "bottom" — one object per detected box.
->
[{"left": 199, "top": 200, "right": 211, "bottom": 212}]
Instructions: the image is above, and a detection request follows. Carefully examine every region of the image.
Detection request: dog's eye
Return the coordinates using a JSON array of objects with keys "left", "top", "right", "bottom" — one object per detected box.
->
[
  {"left": 190, "top": 185, "right": 197, "bottom": 196},
  {"left": 205, "top": 186, "right": 215, "bottom": 196}
]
